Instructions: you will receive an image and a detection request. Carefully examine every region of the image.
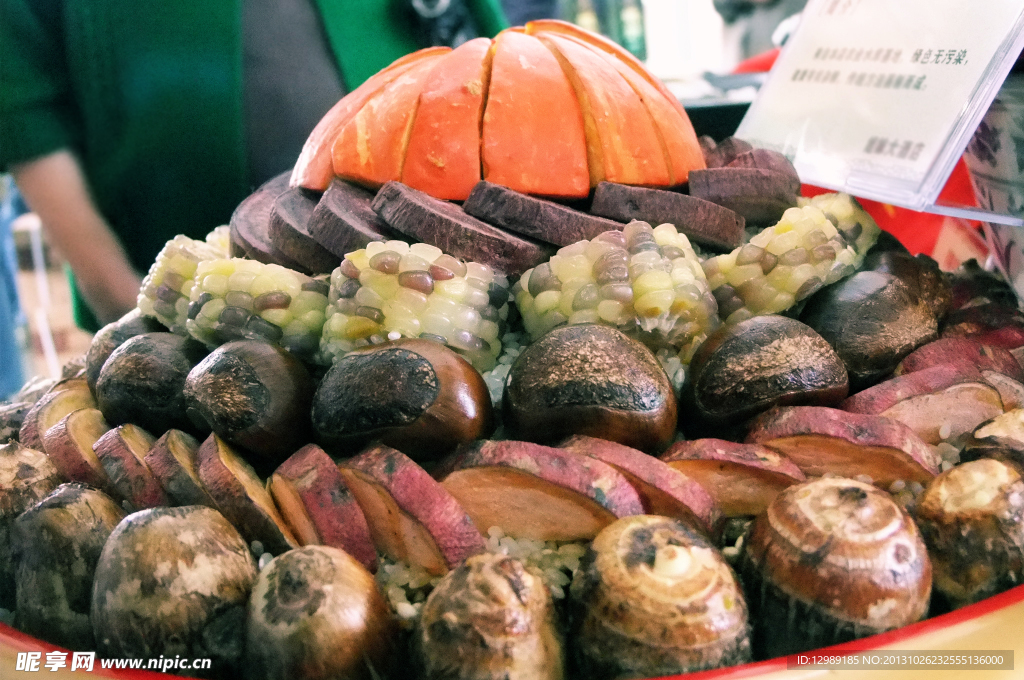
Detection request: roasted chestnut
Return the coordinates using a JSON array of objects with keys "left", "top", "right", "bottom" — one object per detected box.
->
[
  {"left": 503, "top": 324, "right": 677, "bottom": 453},
  {"left": 311, "top": 338, "right": 493, "bottom": 461}
]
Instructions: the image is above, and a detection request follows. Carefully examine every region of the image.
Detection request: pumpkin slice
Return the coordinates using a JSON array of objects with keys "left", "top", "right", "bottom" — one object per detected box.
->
[
  {"left": 482, "top": 30, "right": 590, "bottom": 198},
  {"left": 332, "top": 55, "right": 444, "bottom": 189},
  {"left": 573, "top": 35, "right": 704, "bottom": 185},
  {"left": 401, "top": 38, "right": 492, "bottom": 201},
  {"left": 527, "top": 19, "right": 704, "bottom": 174},
  {"left": 291, "top": 46, "right": 450, "bottom": 191},
  {"left": 538, "top": 33, "right": 670, "bottom": 187}
]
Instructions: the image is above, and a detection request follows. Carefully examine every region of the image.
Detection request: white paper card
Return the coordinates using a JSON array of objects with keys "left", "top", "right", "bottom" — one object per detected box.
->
[{"left": 736, "top": 0, "right": 1024, "bottom": 213}]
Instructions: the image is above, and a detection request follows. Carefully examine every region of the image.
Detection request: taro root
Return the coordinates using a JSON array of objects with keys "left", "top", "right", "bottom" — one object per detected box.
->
[
  {"left": 417, "top": 552, "right": 564, "bottom": 680},
  {"left": 569, "top": 514, "right": 751, "bottom": 678},
  {"left": 962, "top": 409, "right": 1024, "bottom": 471},
  {"left": 85, "top": 308, "right": 166, "bottom": 395},
  {"left": 245, "top": 546, "right": 398, "bottom": 680},
  {"left": 916, "top": 459, "right": 1024, "bottom": 610},
  {"left": 739, "top": 477, "right": 931, "bottom": 658},
  {"left": 95, "top": 331, "right": 207, "bottom": 435},
  {"left": 800, "top": 270, "right": 938, "bottom": 391},
  {"left": 13, "top": 483, "right": 125, "bottom": 650},
  {"left": 0, "top": 443, "right": 63, "bottom": 609},
  {"left": 91, "top": 505, "right": 257, "bottom": 677},
  {"left": 503, "top": 324, "right": 676, "bottom": 453},
  {"left": 312, "top": 339, "right": 493, "bottom": 461},
  {"left": 686, "top": 315, "right": 848, "bottom": 433},
  {"left": 184, "top": 339, "right": 315, "bottom": 471}
]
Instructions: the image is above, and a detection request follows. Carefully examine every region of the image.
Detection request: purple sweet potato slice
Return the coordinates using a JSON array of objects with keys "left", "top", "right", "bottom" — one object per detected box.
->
[
  {"left": 895, "top": 337, "right": 1024, "bottom": 383},
  {"left": 745, "top": 406, "right": 940, "bottom": 486},
  {"left": 660, "top": 438, "right": 805, "bottom": 517},
  {"left": 437, "top": 439, "right": 643, "bottom": 542},
  {"left": 338, "top": 443, "right": 484, "bottom": 575},
  {"left": 557, "top": 434, "right": 719, "bottom": 535}
]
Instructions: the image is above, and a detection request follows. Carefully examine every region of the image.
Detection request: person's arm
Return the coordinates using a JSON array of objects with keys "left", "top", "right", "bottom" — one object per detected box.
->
[{"left": 12, "top": 150, "right": 142, "bottom": 325}]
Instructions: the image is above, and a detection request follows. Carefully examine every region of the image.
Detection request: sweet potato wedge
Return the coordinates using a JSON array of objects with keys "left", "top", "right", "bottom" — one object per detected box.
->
[
  {"left": 94, "top": 424, "right": 168, "bottom": 510},
  {"left": 338, "top": 444, "right": 484, "bottom": 575},
  {"left": 745, "top": 406, "right": 940, "bottom": 486},
  {"left": 269, "top": 444, "right": 377, "bottom": 571},
  {"left": 19, "top": 379, "right": 96, "bottom": 451},
  {"left": 896, "top": 337, "right": 1024, "bottom": 383},
  {"left": 660, "top": 438, "right": 805, "bottom": 517},
  {"left": 437, "top": 439, "right": 643, "bottom": 542},
  {"left": 196, "top": 433, "right": 298, "bottom": 555},
  {"left": 143, "top": 429, "right": 218, "bottom": 508},
  {"left": 41, "top": 408, "right": 114, "bottom": 495},
  {"left": 558, "top": 434, "right": 719, "bottom": 535}
]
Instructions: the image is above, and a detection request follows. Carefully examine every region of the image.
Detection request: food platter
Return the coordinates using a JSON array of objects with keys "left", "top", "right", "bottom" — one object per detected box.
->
[
  {"left": 3, "top": 581, "right": 1023, "bottom": 679},
  {"left": 5, "top": 18, "right": 1024, "bottom": 680}
]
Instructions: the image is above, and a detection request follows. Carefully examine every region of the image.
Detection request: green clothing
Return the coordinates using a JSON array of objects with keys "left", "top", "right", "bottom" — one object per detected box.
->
[{"left": 0, "top": 0, "right": 508, "bottom": 331}]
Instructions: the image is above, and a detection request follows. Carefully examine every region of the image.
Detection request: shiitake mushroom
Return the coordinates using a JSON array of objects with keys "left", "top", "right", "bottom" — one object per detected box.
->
[
  {"left": 311, "top": 339, "right": 493, "bottom": 461},
  {"left": 13, "top": 483, "right": 125, "bottom": 650},
  {"left": 800, "top": 270, "right": 938, "bottom": 391},
  {"left": 568, "top": 514, "right": 751, "bottom": 678},
  {"left": 503, "top": 324, "right": 677, "bottom": 453},
  {"left": 245, "top": 546, "right": 398, "bottom": 680},
  {"left": 184, "top": 339, "right": 315, "bottom": 472},
  {"left": 85, "top": 309, "right": 167, "bottom": 395},
  {"left": 94, "top": 331, "right": 207, "bottom": 435},
  {"left": 685, "top": 315, "right": 848, "bottom": 435},
  {"left": 91, "top": 505, "right": 257, "bottom": 677},
  {"left": 739, "top": 477, "right": 931, "bottom": 659}
]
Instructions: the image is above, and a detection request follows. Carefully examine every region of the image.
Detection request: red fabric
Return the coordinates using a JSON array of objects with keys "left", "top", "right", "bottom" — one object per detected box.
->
[{"left": 732, "top": 48, "right": 781, "bottom": 74}]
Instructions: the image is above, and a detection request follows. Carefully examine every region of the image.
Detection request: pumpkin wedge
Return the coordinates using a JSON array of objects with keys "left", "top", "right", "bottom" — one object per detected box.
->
[
  {"left": 332, "top": 55, "right": 444, "bottom": 189},
  {"left": 401, "top": 38, "right": 492, "bottom": 201},
  {"left": 291, "top": 46, "right": 450, "bottom": 191},
  {"left": 482, "top": 30, "right": 590, "bottom": 198},
  {"left": 537, "top": 33, "right": 670, "bottom": 187}
]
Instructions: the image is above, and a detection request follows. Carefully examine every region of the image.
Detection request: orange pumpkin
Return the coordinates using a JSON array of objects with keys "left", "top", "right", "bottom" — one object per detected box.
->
[{"left": 292, "top": 21, "right": 705, "bottom": 200}]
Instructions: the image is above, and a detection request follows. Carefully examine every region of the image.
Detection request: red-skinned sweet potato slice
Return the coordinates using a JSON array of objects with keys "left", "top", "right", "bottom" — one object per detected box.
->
[
  {"left": 558, "top": 434, "right": 719, "bottom": 535},
  {"left": 537, "top": 33, "right": 670, "bottom": 187},
  {"left": 332, "top": 56, "right": 444, "bottom": 189},
  {"left": 661, "top": 438, "right": 805, "bottom": 517},
  {"left": 482, "top": 30, "right": 590, "bottom": 198},
  {"left": 401, "top": 38, "right": 492, "bottom": 201},
  {"left": 896, "top": 337, "right": 1024, "bottom": 383},
  {"left": 270, "top": 444, "right": 377, "bottom": 571},
  {"left": 338, "top": 444, "right": 484, "bottom": 575},
  {"left": 437, "top": 439, "right": 643, "bottom": 542},
  {"left": 745, "top": 406, "right": 940, "bottom": 486},
  {"left": 291, "top": 47, "right": 450, "bottom": 191}
]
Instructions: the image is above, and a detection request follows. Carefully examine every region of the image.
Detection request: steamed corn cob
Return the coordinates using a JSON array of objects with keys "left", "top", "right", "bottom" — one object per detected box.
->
[
  {"left": 702, "top": 195, "right": 880, "bottom": 325},
  {"left": 137, "top": 226, "right": 231, "bottom": 333},
  {"left": 185, "top": 258, "right": 330, "bottom": 359},
  {"left": 319, "top": 241, "right": 511, "bottom": 372},
  {"left": 513, "top": 221, "right": 719, "bottom": 363}
]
